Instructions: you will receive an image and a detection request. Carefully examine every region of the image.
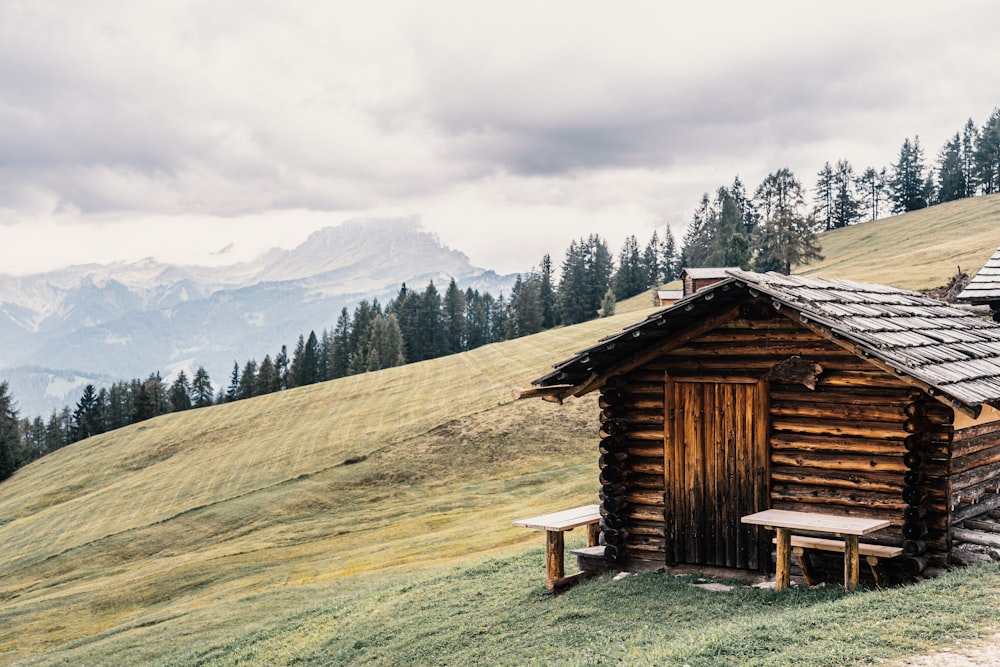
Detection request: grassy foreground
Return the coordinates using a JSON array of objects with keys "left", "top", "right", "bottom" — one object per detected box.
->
[{"left": 12, "top": 542, "right": 1000, "bottom": 666}]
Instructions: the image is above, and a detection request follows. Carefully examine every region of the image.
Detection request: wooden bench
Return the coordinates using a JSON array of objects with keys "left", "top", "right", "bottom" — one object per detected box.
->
[
  {"left": 513, "top": 505, "right": 601, "bottom": 589},
  {"left": 774, "top": 535, "right": 903, "bottom": 588},
  {"left": 742, "top": 509, "right": 892, "bottom": 591}
]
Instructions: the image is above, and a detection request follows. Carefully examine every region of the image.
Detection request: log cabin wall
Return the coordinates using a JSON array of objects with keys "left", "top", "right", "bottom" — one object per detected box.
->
[
  {"left": 951, "top": 420, "right": 1000, "bottom": 523},
  {"left": 597, "top": 300, "right": 947, "bottom": 574}
]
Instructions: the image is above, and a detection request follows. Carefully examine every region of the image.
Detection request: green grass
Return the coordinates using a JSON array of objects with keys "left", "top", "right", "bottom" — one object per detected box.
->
[
  {"left": 16, "top": 543, "right": 1000, "bottom": 666},
  {"left": 2, "top": 197, "right": 1000, "bottom": 665}
]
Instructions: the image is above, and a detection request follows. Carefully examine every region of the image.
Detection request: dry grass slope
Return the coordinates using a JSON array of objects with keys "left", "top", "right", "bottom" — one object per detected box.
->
[
  {"left": 798, "top": 194, "right": 1000, "bottom": 290},
  {"left": 0, "top": 310, "right": 657, "bottom": 663}
]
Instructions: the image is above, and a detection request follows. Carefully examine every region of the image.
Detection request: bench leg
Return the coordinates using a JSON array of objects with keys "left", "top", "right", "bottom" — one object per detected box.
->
[
  {"left": 545, "top": 530, "right": 565, "bottom": 589},
  {"left": 586, "top": 522, "right": 600, "bottom": 548},
  {"left": 867, "top": 556, "right": 889, "bottom": 588},
  {"left": 844, "top": 535, "right": 860, "bottom": 592},
  {"left": 793, "top": 546, "right": 820, "bottom": 586},
  {"left": 775, "top": 528, "right": 791, "bottom": 590}
]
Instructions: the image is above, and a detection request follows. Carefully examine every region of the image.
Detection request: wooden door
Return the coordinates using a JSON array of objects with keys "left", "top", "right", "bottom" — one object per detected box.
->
[{"left": 664, "top": 378, "right": 769, "bottom": 570}]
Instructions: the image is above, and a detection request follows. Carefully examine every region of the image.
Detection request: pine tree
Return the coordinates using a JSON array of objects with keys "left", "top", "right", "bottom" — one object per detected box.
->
[
  {"left": 224, "top": 362, "right": 240, "bottom": 402},
  {"left": 641, "top": 231, "right": 661, "bottom": 289},
  {"left": 557, "top": 239, "right": 586, "bottom": 325},
  {"left": 72, "top": 384, "right": 104, "bottom": 440},
  {"left": 730, "top": 175, "right": 758, "bottom": 235},
  {"left": 681, "top": 193, "right": 713, "bottom": 268},
  {"left": 169, "top": 371, "right": 193, "bottom": 412},
  {"left": 975, "top": 108, "right": 1000, "bottom": 194},
  {"left": 274, "top": 346, "right": 289, "bottom": 391},
  {"left": 317, "top": 329, "right": 334, "bottom": 382},
  {"left": 937, "top": 133, "right": 966, "bottom": 203},
  {"left": 465, "top": 290, "right": 490, "bottom": 349},
  {"left": 600, "top": 287, "right": 616, "bottom": 317},
  {"left": 856, "top": 167, "right": 887, "bottom": 221},
  {"left": 389, "top": 284, "right": 420, "bottom": 364},
  {"left": 348, "top": 302, "right": 376, "bottom": 373},
  {"left": 192, "top": 366, "right": 214, "bottom": 408},
  {"left": 302, "top": 331, "right": 320, "bottom": 385},
  {"left": 236, "top": 359, "right": 258, "bottom": 399},
  {"left": 538, "top": 254, "right": 557, "bottom": 328},
  {"left": 752, "top": 168, "right": 823, "bottom": 274},
  {"left": 365, "top": 314, "right": 406, "bottom": 371},
  {"left": 509, "top": 273, "right": 544, "bottom": 338},
  {"left": 415, "top": 282, "right": 445, "bottom": 361},
  {"left": 330, "top": 308, "right": 351, "bottom": 379},
  {"left": 256, "top": 355, "right": 279, "bottom": 395},
  {"left": 490, "top": 294, "right": 508, "bottom": 342},
  {"left": 382, "top": 314, "right": 406, "bottom": 368},
  {"left": 0, "top": 382, "right": 19, "bottom": 481},
  {"left": 131, "top": 382, "right": 156, "bottom": 423},
  {"left": 831, "top": 160, "right": 861, "bottom": 228},
  {"left": 962, "top": 118, "right": 979, "bottom": 197},
  {"left": 442, "top": 278, "right": 467, "bottom": 354},
  {"left": 814, "top": 162, "right": 835, "bottom": 231},
  {"left": 661, "top": 227, "right": 680, "bottom": 282},
  {"left": 557, "top": 235, "right": 613, "bottom": 325},
  {"left": 889, "top": 136, "right": 932, "bottom": 212},
  {"left": 105, "top": 382, "right": 131, "bottom": 430},
  {"left": 612, "top": 235, "right": 646, "bottom": 299}
]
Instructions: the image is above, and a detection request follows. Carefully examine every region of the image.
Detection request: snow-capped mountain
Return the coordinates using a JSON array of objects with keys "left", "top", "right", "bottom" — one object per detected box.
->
[{"left": 0, "top": 218, "right": 516, "bottom": 417}]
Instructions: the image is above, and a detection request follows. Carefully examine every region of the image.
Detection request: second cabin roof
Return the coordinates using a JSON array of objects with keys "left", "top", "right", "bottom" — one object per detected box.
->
[
  {"left": 532, "top": 270, "right": 1000, "bottom": 416},
  {"left": 957, "top": 246, "right": 1000, "bottom": 304}
]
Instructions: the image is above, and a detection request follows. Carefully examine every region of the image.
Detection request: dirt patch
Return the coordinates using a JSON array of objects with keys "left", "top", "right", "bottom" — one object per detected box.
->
[{"left": 890, "top": 634, "right": 1000, "bottom": 666}]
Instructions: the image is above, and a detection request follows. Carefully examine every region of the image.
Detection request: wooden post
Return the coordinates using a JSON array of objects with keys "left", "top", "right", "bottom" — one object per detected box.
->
[
  {"left": 844, "top": 535, "right": 860, "bottom": 591},
  {"left": 867, "top": 556, "right": 889, "bottom": 588},
  {"left": 545, "top": 530, "right": 565, "bottom": 589},
  {"left": 793, "top": 546, "right": 818, "bottom": 586},
  {"left": 586, "top": 522, "right": 600, "bottom": 548},
  {"left": 775, "top": 527, "right": 791, "bottom": 590}
]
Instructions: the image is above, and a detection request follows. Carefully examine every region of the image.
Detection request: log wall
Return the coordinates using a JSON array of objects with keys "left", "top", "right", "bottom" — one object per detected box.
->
[
  {"left": 597, "top": 301, "right": 948, "bottom": 577},
  {"left": 951, "top": 421, "right": 1000, "bottom": 523}
]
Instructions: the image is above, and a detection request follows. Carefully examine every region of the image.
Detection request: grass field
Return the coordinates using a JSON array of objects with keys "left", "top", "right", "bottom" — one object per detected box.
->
[
  {"left": 1, "top": 198, "right": 999, "bottom": 665},
  {"left": 797, "top": 193, "right": 1000, "bottom": 290}
]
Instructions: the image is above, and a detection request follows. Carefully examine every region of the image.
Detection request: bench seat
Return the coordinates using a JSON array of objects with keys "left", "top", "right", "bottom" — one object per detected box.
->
[
  {"left": 775, "top": 536, "right": 902, "bottom": 588},
  {"left": 514, "top": 505, "right": 601, "bottom": 589}
]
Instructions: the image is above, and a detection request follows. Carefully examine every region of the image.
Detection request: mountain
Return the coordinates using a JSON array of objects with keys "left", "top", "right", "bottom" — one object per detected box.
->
[{"left": 0, "top": 218, "right": 516, "bottom": 416}]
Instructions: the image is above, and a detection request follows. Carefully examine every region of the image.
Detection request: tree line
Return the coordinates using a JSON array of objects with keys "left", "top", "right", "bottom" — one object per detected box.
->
[
  {"left": 0, "top": 228, "right": 681, "bottom": 481},
  {"left": 680, "top": 107, "right": 1000, "bottom": 273}
]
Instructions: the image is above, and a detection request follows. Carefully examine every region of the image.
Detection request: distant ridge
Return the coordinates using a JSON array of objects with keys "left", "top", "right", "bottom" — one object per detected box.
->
[{"left": 0, "top": 217, "right": 516, "bottom": 416}]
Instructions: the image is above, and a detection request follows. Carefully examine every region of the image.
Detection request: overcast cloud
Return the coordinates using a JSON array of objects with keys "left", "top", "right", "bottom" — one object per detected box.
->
[{"left": 0, "top": 0, "right": 997, "bottom": 274}]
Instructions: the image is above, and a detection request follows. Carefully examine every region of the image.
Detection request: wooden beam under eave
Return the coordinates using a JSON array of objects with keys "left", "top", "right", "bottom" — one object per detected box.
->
[
  {"left": 511, "top": 385, "right": 574, "bottom": 402},
  {"left": 569, "top": 302, "right": 747, "bottom": 398},
  {"left": 783, "top": 310, "right": 983, "bottom": 419}
]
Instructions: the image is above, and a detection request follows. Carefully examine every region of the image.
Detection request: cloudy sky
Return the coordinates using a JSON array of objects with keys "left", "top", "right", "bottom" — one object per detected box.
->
[{"left": 0, "top": 0, "right": 997, "bottom": 275}]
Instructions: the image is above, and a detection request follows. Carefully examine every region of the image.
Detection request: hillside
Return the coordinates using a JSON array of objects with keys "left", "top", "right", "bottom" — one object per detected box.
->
[
  {"left": 2, "top": 197, "right": 1000, "bottom": 664},
  {"left": 0, "top": 311, "right": 637, "bottom": 664},
  {"left": 798, "top": 194, "right": 1000, "bottom": 290}
]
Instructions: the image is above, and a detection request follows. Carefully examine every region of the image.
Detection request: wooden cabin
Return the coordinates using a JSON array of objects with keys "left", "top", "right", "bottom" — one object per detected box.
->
[
  {"left": 655, "top": 289, "right": 683, "bottom": 307},
  {"left": 680, "top": 267, "right": 742, "bottom": 297},
  {"left": 520, "top": 270, "right": 1000, "bottom": 585},
  {"left": 957, "top": 246, "right": 1000, "bottom": 322}
]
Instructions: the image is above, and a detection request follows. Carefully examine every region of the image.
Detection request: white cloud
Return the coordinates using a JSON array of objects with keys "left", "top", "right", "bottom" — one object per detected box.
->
[{"left": 0, "top": 0, "right": 998, "bottom": 275}]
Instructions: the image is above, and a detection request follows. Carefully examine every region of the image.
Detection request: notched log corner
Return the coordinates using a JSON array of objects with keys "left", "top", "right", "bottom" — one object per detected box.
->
[{"left": 766, "top": 356, "right": 825, "bottom": 390}]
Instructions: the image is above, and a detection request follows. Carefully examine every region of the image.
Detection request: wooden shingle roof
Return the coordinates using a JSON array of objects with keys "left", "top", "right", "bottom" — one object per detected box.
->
[
  {"left": 957, "top": 246, "right": 1000, "bottom": 304},
  {"left": 680, "top": 267, "right": 742, "bottom": 280},
  {"left": 532, "top": 270, "right": 1000, "bottom": 415}
]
